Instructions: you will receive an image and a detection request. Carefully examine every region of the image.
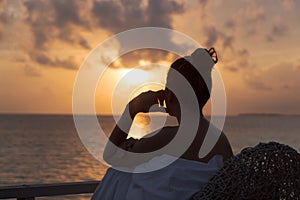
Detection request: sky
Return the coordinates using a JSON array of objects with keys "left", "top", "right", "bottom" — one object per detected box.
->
[{"left": 0, "top": 0, "right": 299, "bottom": 115}]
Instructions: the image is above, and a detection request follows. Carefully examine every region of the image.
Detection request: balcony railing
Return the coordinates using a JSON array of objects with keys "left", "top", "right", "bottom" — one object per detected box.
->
[{"left": 0, "top": 181, "right": 100, "bottom": 200}]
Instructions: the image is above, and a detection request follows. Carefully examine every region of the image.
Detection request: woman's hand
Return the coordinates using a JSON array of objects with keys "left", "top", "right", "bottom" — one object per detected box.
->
[{"left": 129, "top": 90, "right": 165, "bottom": 118}]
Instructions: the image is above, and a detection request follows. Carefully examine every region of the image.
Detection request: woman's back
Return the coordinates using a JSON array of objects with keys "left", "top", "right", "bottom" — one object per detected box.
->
[{"left": 181, "top": 117, "right": 233, "bottom": 162}]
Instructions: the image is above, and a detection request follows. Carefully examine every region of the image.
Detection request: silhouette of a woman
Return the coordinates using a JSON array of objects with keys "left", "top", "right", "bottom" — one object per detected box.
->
[{"left": 92, "top": 48, "right": 233, "bottom": 200}]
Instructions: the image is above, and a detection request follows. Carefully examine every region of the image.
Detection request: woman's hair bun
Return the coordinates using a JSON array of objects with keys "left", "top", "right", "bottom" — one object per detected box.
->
[
  {"left": 205, "top": 47, "right": 218, "bottom": 64},
  {"left": 184, "top": 48, "right": 216, "bottom": 74}
]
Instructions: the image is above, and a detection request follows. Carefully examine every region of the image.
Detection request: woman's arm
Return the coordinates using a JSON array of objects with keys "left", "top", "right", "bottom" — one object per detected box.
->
[{"left": 103, "top": 90, "right": 165, "bottom": 166}]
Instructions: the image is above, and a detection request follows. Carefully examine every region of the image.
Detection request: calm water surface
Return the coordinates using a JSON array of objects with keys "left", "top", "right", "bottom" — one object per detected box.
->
[{"left": 0, "top": 114, "right": 299, "bottom": 199}]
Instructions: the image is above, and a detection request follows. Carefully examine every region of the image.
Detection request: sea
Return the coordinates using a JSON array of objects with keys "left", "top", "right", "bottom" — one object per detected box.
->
[{"left": 0, "top": 114, "right": 299, "bottom": 199}]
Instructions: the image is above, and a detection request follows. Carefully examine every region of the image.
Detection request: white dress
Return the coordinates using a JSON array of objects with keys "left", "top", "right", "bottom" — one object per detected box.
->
[{"left": 92, "top": 155, "right": 223, "bottom": 200}]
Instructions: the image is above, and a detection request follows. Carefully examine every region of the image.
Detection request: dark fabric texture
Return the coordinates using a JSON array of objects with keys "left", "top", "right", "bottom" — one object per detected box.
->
[{"left": 192, "top": 142, "right": 300, "bottom": 200}]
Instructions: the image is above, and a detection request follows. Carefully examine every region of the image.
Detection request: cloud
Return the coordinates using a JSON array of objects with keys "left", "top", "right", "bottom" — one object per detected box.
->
[
  {"left": 203, "top": 26, "right": 219, "bottom": 47},
  {"left": 198, "top": 0, "right": 208, "bottom": 7},
  {"left": 222, "top": 35, "right": 234, "bottom": 49},
  {"left": 91, "top": 0, "right": 186, "bottom": 68},
  {"left": 16, "top": 0, "right": 188, "bottom": 70},
  {"left": 24, "top": 64, "right": 42, "bottom": 77},
  {"left": 266, "top": 61, "right": 300, "bottom": 90},
  {"left": 146, "top": 0, "right": 184, "bottom": 28},
  {"left": 50, "top": 0, "right": 87, "bottom": 28},
  {"left": 243, "top": 59, "right": 300, "bottom": 92},
  {"left": 23, "top": 0, "right": 54, "bottom": 49},
  {"left": 225, "top": 19, "right": 235, "bottom": 29},
  {"left": 208, "top": 4, "right": 275, "bottom": 74},
  {"left": 92, "top": 0, "right": 184, "bottom": 33},
  {"left": 24, "top": 0, "right": 90, "bottom": 50},
  {"left": 225, "top": 66, "right": 238, "bottom": 72},
  {"left": 245, "top": 5, "right": 265, "bottom": 22},
  {"left": 265, "top": 15, "right": 289, "bottom": 42},
  {"left": 244, "top": 76, "right": 272, "bottom": 91},
  {"left": 0, "top": 0, "right": 92, "bottom": 71},
  {"left": 266, "top": 23, "right": 289, "bottom": 42},
  {"left": 203, "top": 25, "right": 236, "bottom": 49},
  {"left": 224, "top": 4, "right": 266, "bottom": 36},
  {"left": 282, "top": 0, "right": 295, "bottom": 10},
  {"left": 196, "top": 16, "right": 251, "bottom": 73},
  {"left": 222, "top": 48, "right": 251, "bottom": 72},
  {"left": 0, "top": 0, "right": 25, "bottom": 22},
  {"left": 0, "top": 29, "right": 2, "bottom": 40},
  {"left": 244, "top": 5, "right": 265, "bottom": 35},
  {"left": 203, "top": 25, "right": 235, "bottom": 51},
  {"left": 30, "top": 51, "right": 77, "bottom": 70},
  {"left": 92, "top": 1, "right": 123, "bottom": 32},
  {"left": 79, "top": 37, "right": 91, "bottom": 49}
]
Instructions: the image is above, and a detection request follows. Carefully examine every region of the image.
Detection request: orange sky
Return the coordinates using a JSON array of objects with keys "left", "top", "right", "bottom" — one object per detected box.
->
[{"left": 0, "top": 0, "right": 299, "bottom": 115}]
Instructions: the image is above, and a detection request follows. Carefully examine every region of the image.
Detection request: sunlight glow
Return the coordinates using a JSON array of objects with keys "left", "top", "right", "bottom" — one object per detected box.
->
[
  {"left": 138, "top": 59, "right": 151, "bottom": 66},
  {"left": 121, "top": 68, "right": 150, "bottom": 85}
]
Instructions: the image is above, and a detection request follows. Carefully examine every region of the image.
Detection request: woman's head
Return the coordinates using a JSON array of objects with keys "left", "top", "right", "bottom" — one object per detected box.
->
[{"left": 165, "top": 48, "right": 218, "bottom": 117}]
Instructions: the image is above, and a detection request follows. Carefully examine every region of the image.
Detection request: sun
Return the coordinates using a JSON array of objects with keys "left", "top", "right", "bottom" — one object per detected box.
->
[{"left": 120, "top": 68, "right": 150, "bottom": 85}]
